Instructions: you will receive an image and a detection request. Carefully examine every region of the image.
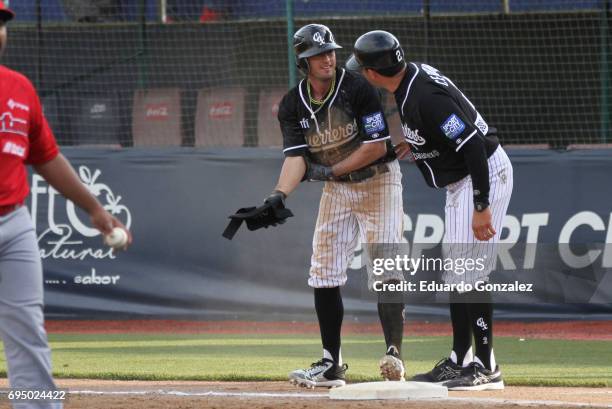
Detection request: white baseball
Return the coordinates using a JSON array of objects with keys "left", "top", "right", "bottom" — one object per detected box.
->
[{"left": 104, "top": 227, "right": 128, "bottom": 248}]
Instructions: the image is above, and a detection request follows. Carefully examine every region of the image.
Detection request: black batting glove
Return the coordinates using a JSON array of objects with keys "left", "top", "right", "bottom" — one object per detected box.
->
[
  {"left": 304, "top": 161, "right": 335, "bottom": 182},
  {"left": 264, "top": 190, "right": 287, "bottom": 207},
  {"left": 263, "top": 190, "right": 288, "bottom": 225}
]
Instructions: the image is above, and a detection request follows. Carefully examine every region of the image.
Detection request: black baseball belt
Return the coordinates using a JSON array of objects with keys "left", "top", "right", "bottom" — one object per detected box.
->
[{"left": 336, "top": 162, "right": 390, "bottom": 183}]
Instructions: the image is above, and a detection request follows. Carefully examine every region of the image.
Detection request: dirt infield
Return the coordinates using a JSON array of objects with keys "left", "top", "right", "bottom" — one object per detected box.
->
[
  {"left": 0, "top": 320, "right": 605, "bottom": 408},
  {"left": 2, "top": 380, "right": 611, "bottom": 409},
  {"left": 45, "top": 319, "right": 612, "bottom": 340}
]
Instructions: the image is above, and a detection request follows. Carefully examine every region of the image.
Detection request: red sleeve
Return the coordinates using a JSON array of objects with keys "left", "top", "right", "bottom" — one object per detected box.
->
[{"left": 26, "top": 88, "right": 59, "bottom": 165}]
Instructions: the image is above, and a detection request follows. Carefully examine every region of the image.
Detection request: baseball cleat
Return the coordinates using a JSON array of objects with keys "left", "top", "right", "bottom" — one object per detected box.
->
[
  {"left": 379, "top": 346, "right": 405, "bottom": 381},
  {"left": 442, "top": 362, "right": 504, "bottom": 391},
  {"left": 412, "top": 357, "right": 463, "bottom": 383},
  {"left": 288, "top": 358, "right": 348, "bottom": 388}
]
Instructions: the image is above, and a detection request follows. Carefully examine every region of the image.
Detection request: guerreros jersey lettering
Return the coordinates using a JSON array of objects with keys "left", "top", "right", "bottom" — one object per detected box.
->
[
  {"left": 278, "top": 68, "right": 393, "bottom": 166},
  {"left": 395, "top": 62, "right": 499, "bottom": 188}
]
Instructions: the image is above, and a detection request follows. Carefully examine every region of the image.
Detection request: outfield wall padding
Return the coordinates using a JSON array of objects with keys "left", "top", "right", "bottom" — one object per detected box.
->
[{"left": 29, "top": 147, "right": 612, "bottom": 319}]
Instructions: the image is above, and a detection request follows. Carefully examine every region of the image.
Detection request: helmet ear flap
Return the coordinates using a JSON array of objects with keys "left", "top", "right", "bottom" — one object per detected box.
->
[{"left": 297, "top": 57, "right": 309, "bottom": 76}]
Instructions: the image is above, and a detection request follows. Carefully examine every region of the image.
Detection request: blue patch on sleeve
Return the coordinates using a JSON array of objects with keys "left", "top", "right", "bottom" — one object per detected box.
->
[
  {"left": 440, "top": 114, "right": 466, "bottom": 140},
  {"left": 362, "top": 112, "right": 386, "bottom": 137}
]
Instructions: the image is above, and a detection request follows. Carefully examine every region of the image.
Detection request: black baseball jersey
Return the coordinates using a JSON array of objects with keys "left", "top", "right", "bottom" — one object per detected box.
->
[
  {"left": 394, "top": 62, "right": 499, "bottom": 189},
  {"left": 278, "top": 68, "right": 393, "bottom": 167}
]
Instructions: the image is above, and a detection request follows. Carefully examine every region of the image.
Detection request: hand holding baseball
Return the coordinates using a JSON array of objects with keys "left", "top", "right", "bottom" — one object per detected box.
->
[
  {"left": 90, "top": 206, "right": 132, "bottom": 250},
  {"left": 104, "top": 227, "right": 129, "bottom": 249}
]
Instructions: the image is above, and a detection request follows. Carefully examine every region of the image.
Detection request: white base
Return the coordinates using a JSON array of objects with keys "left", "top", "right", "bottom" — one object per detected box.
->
[{"left": 329, "top": 381, "right": 448, "bottom": 400}]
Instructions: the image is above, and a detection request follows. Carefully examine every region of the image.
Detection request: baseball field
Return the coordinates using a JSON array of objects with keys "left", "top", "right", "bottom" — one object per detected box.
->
[{"left": 1, "top": 320, "right": 610, "bottom": 408}]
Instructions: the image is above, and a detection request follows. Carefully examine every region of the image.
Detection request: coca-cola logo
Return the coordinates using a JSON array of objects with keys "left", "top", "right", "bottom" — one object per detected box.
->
[
  {"left": 209, "top": 102, "right": 233, "bottom": 119},
  {"left": 145, "top": 104, "right": 169, "bottom": 120}
]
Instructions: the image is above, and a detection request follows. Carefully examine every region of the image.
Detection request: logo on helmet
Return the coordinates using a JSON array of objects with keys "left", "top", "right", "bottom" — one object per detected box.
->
[{"left": 313, "top": 32, "right": 325, "bottom": 46}]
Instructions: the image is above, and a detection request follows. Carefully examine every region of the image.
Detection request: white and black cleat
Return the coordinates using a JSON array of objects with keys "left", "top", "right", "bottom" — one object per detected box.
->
[{"left": 288, "top": 358, "right": 348, "bottom": 388}]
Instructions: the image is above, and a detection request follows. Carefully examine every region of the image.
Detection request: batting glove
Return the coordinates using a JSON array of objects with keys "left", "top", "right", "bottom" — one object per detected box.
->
[
  {"left": 264, "top": 190, "right": 287, "bottom": 207},
  {"left": 304, "top": 161, "right": 335, "bottom": 182}
]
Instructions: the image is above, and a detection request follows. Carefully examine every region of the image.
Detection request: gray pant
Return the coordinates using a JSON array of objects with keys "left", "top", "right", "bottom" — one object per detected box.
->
[{"left": 0, "top": 207, "right": 62, "bottom": 409}]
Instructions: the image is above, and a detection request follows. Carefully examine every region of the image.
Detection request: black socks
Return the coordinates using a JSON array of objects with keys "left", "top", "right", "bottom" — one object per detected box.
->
[
  {"left": 377, "top": 302, "right": 405, "bottom": 357},
  {"left": 314, "top": 287, "right": 343, "bottom": 363},
  {"left": 450, "top": 290, "right": 494, "bottom": 370},
  {"left": 449, "top": 300, "right": 472, "bottom": 366},
  {"left": 468, "top": 296, "right": 494, "bottom": 370}
]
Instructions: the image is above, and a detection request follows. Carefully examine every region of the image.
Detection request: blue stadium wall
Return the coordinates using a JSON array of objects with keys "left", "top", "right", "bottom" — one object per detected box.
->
[{"left": 28, "top": 147, "right": 612, "bottom": 320}]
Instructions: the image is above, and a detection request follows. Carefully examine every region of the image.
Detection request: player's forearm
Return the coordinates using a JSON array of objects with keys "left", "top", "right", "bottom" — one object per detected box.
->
[
  {"left": 331, "top": 141, "right": 387, "bottom": 177},
  {"left": 275, "top": 156, "right": 307, "bottom": 196},
  {"left": 33, "top": 153, "right": 104, "bottom": 214},
  {"left": 461, "top": 139, "right": 490, "bottom": 206}
]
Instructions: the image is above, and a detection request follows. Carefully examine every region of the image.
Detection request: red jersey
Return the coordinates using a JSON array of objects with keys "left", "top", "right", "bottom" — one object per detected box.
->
[{"left": 0, "top": 65, "right": 59, "bottom": 206}]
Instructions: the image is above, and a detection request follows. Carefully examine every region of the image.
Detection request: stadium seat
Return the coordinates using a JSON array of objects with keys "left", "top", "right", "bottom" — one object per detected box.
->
[
  {"left": 194, "top": 87, "right": 245, "bottom": 147},
  {"left": 72, "top": 92, "right": 122, "bottom": 146},
  {"left": 132, "top": 88, "right": 182, "bottom": 146},
  {"left": 257, "top": 88, "right": 286, "bottom": 147}
]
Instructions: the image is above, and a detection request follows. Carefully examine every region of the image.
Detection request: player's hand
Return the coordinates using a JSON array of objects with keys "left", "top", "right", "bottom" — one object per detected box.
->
[
  {"left": 304, "top": 161, "right": 335, "bottom": 181},
  {"left": 90, "top": 206, "right": 133, "bottom": 250},
  {"left": 472, "top": 208, "right": 495, "bottom": 241},
  {"left": 262, "top": 190, "right": 289, "bottom": 225},
  {"left": 394, "top": 141, "right": 412, "bottom": 160},
  {"left": 264, "top": 190, "right": 286, "bottom": 207}
]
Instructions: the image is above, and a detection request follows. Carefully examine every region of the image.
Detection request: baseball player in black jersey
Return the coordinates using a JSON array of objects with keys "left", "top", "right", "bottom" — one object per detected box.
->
[
  {"left": 268, "top": 24, "right": 407, "bottom": 388},
  {"left": 348, "top": 31, "right": 513, "bottom": 391}
]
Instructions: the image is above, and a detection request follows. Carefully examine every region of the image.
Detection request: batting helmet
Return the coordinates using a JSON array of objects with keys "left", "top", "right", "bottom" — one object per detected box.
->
[
  {"left": 346, "top": 30, "right": 406, "bottom": 76},
  {"left": 294, "top": 24, "right": 342, "bottom": 75},
  {"left": 0, "top": 1, "right": 14, "bottom": 22}
]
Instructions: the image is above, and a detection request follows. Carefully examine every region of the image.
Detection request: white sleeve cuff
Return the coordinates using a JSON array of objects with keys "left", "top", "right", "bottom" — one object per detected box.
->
[
  {"left": 362, "top": 135, "right": 391, "bottom": 144},
  {"left": 283, "top": 144, "right": 309, "bottom": 153},
  {"left": 455, "top": 130, "right": 477, "bottom": 152}
]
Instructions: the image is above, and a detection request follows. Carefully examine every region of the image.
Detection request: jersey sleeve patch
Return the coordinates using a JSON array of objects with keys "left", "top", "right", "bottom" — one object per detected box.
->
[
  {"left": 440, "top": 113, "right": 465, "bottom": 140},
  {"left": 362, "top": 111, "right": 386, "bottom": 138}
]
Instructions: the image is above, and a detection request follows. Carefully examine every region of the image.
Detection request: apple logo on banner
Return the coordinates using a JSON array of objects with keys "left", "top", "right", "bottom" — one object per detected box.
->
[{"left": 32, "top": 165, "right": 132, "bottom": 261}]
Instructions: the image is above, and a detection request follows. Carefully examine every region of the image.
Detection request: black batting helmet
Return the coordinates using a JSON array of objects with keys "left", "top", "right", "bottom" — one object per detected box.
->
[
  {"left": 294, "top": 24, "right": 342, "bottom": 75},
  {"left": 346, "top": 30, "right": 406, "bottom": 76}
]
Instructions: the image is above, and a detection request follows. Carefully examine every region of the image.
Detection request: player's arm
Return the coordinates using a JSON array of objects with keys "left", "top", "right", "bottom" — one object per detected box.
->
[
  {"left": 461, "top": 139, "right": 495, "bottom": 241},
  {"left": 304, "top": 125, "right": 388, "bottom": 179},
  {"left": 269, "top": 93, "right": 309, "bottom": 200},
  {"left": 33, "top": 154, "right": 130, "bottom": 240},
  {"left": 393, "top": 104, "right": 412, "bottom": 159},
  {"left": 274, "top": 155, "right": 307, "bottom": 196},
  {"left": 419, "top": 93, "right": 494, "bottom": 241},
  {"left": 331, "top": 141, "right": 386, "bottom": 176}
]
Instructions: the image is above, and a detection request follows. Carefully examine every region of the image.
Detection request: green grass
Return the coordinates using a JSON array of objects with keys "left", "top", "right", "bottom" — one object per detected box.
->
[{"left": 1, "top": 333, "right": 610, "bottom": 386}]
